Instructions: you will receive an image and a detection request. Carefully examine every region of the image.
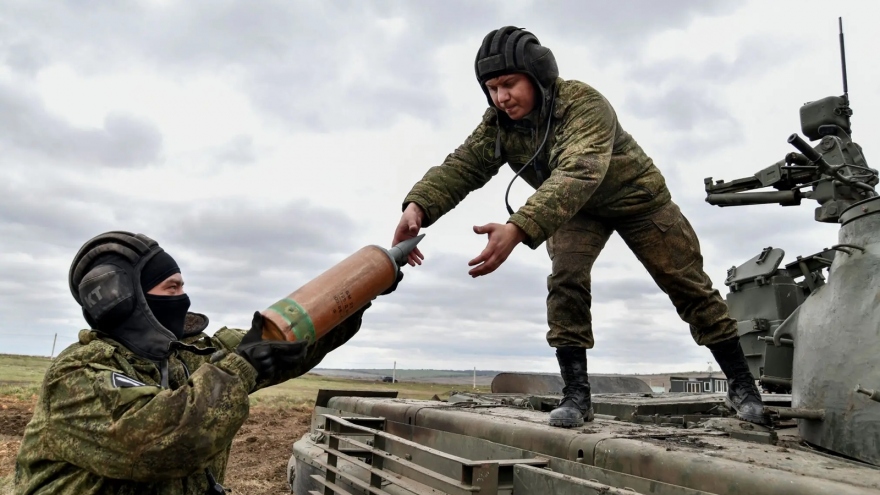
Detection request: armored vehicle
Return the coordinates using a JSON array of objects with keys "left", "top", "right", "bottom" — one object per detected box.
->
[{"left": 286, "top": 20, "right": 879, "bottom": 494}]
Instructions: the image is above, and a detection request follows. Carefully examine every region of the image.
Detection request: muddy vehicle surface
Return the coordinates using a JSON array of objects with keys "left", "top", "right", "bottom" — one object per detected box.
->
[
  {"left": 287, "top": 20, "right": 879, "bottom": 495},
  {"left": 290, "top": 389, "right": 879, "bottom": 495}
]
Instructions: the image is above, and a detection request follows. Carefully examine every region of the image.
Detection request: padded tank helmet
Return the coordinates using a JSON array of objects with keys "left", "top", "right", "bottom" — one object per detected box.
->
[
  {"left": 474, "top": 26, "right": 559, "bottom": 114},
  {"left": 69, "top": 231, "right": 207, "bottom": 361}
]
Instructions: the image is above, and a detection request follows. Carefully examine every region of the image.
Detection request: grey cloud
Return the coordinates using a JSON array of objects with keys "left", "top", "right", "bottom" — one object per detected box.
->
[
  {"left": 1, "top": 1, "right": 427, "bottom": 129},
  {"left": 379, "top": 0, "right": 737, "bottom": 57},
  {"left": 0, "top": 257, "right": 70, "bottom": 310},
  {"left": 162, "top": 200, "right": 359, "bottom": 271},
  {"left": 97, "top": 115, "right": 163, "bottom": 166},
  {"left": 214, "top": 135, "right": 256, "bottom": 165},
  {"left": 588, "top": 277, "right": 665, "bottom": 306},
  {"left": 629, "top": 35, "right": 801, "bottom": 84},
  {"left": 0, "top": 0, "right": 739, "bottom": 130},
  {"left": 4, "top": 178, "right": 361, "bottom": 265},
  {"left": 0, "top": 176, "right": 363, "bottom": 350},
  {"left": 376, "top": 252, "right": 547, "bottom": 322},
  {"left": 532, "top": 0, "right": 736, "bottom": 52},
  {"left": 134, "top": 196, "right": 363, "bottom": 320},
  {"left": 3, "top": 42, "right": 49, "bottom": 76},
  {"left": 0, "top": 83, "right": 162, "bottom": 167},
  {"left": 0, "top": 254, "right": 82, "bottom": 357},
  {"left": 0, "top": 182, "right": 115, "bottom": 256},
  {"left": 664, "top": 130, "right": 742, "bottom": 163},
  {"left": 621, "top": 86, "right": 743, "bottom": 163},
  {"left": 625, "top": 86, "right": 736, "bottom": 133},
  {"left": 590, "top": 322, "right": 706, "bottom": 368},
  {"left": 620, "top": 34, "right": 804, "bottom": 159}
]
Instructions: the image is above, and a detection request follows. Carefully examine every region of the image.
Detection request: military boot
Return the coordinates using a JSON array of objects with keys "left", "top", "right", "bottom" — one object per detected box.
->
[
  {"left": 707, "top": 337, "right": 768, "bottom": 425},
  {"left": 548, "top": 346, "right": 595, "bottom": 428}
]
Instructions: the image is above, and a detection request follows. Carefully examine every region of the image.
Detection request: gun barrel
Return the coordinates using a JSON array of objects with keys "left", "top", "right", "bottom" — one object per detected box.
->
[
  {"left": 706, "top": 191, "right": 800, "bottom": 206},
  {"left": 787, "top": 134, "right": 824, "bottom": 164}
]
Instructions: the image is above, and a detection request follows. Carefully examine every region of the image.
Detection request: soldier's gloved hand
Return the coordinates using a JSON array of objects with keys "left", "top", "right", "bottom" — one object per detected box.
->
[
  {"left": 235, "top": 312, "right": 308, "bottom": 381},
  {"left": 380, "top": 271, "right": 404, "bottom": 296}
]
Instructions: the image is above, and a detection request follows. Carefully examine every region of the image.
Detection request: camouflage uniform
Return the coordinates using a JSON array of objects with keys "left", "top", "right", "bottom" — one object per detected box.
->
[
  {"left": 14, "top": 310, "right": 366, "bottom": 495},
  {"left": 404, "top": 78, "right": 735, "bottom": 348}
]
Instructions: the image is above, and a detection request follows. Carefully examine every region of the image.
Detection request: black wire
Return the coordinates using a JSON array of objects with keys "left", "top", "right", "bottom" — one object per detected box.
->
[{"left": 504, "top": 93, "right": 556, "bottom": 216}]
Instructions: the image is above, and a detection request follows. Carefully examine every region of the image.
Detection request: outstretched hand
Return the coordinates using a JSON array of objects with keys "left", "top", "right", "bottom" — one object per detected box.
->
[
  {"left": 392, "top": 203, "right": 426, "bottom": 266},
  {"left": 468, "top": 223, "right": 526, "bottom": 277}
]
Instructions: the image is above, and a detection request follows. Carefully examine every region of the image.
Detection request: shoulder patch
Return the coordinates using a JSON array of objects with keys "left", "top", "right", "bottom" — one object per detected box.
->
[{"left": 111, "top": 372, "right": 149, "bottom": 388}]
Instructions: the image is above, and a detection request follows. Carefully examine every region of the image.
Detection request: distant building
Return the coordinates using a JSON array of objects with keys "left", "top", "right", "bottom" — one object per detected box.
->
[{"left": 669, "top": 375, "right": 728, "bottom": 394}]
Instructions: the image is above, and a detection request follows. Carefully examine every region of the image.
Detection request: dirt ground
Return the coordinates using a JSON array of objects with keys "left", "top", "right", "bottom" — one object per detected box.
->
[
  {"left": 224, "top": 404, "right": 312, "bottom": 494},
  {"left": 0, "top": 395, "right": 310, "bottom": 495},
  {"left": 0, "top": 395, "right": 33, "bottom": 488}
]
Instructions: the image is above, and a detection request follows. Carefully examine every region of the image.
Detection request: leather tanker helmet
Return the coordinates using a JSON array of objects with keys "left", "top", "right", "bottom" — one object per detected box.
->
[
  {"left": 69, "top": 231, "right": 207, "bottom": 361},
  {"left": 474, "top": 26, "right": 559, "bottom": 115}
]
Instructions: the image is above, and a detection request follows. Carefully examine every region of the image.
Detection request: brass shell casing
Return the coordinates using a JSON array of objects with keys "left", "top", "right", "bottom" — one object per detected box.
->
[{"left": 261, "top": 245, "right": 397, "bottom": 342}]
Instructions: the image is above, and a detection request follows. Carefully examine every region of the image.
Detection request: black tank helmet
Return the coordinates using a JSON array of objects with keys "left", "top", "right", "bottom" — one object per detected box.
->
[
  {"left": 69, "top": 231, "right": 209, "bottom": 362},
  {"left": 474, "top": 26, "right": 559, "bottom": 115}
]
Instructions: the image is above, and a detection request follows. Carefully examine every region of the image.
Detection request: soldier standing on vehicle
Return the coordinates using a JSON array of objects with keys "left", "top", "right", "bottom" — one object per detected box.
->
[
  {"left": 392, "top": 26, "right": 766, "bottom": 427},
  {"left": 15, "top": 231, "right": 399, "bottom": 494}
]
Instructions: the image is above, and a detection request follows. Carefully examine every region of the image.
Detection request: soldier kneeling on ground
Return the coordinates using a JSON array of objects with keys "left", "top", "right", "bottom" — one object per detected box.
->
[{"left": 15, "top": 231, "right": 398, "bottom": 494}]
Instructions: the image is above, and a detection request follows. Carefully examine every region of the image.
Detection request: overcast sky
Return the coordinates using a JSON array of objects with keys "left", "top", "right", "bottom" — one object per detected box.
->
[{"left": 1, "top": 0, "right": 878, "bottom": 374}]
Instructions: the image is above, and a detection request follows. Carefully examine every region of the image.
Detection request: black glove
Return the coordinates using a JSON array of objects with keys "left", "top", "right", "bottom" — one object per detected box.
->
[
  {"left": 235, "top": 312, "right": 308, "bottom": 382},
  {"left": 380, "top": 271, "right": 404, "bottom": 296}
]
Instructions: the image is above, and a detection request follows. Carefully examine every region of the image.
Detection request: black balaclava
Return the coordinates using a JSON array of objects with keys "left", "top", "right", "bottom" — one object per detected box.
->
[{"left": 141, "top": 251, "right": 190, "bottom": 340}]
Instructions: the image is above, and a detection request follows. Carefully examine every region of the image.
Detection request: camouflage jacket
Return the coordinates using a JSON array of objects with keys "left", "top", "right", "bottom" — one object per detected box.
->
[
  {"left": 14, "top": 309, "right": 366, "bottom": 495},
  {"left": 404, "top": 78, "right": 672, "bottom": 249}
]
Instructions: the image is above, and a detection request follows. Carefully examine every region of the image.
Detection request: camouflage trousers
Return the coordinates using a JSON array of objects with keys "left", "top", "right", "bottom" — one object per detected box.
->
[{"left": 545, "top": 200, "right": 736, "bottom": 349}]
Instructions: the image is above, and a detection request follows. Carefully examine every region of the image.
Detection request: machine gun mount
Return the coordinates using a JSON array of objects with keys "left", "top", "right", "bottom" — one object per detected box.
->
[{"left": 704, "top": 18, "right": 877, "bottom": 223}]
